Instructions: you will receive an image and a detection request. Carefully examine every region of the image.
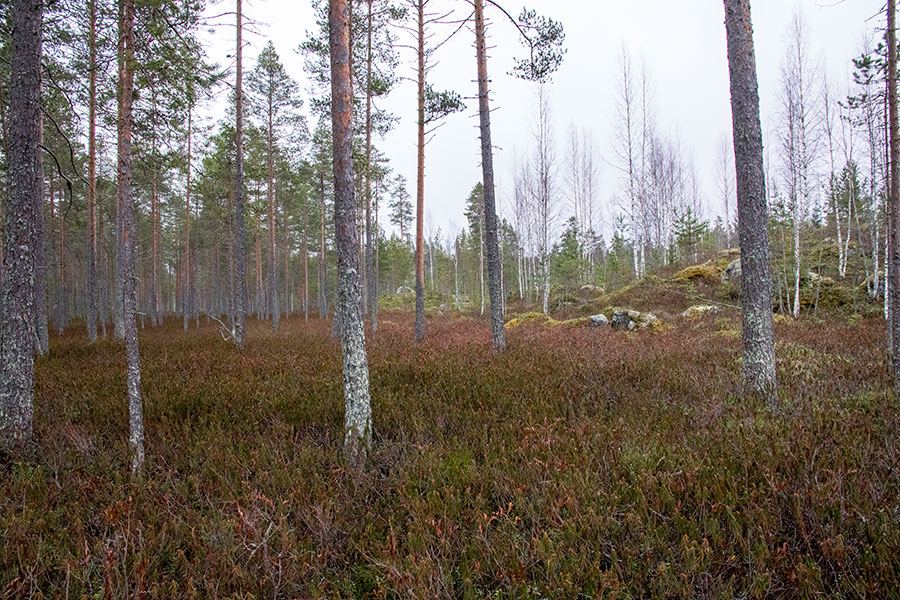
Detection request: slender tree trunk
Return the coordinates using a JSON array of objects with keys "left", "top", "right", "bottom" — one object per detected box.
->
[
  {"left": 319, "top": 172, "right": 328, "bottom": 318},
  {"left": 330, "top": 0, "right": 372, "bottom": 466},
  {"left": 34, "top": 158, "right": 46, "bottom": 352},
  {"left": 303, "top": 212, "right": 309, "bottom": 321},
  {"left": 118, "top": 0, "right": 144, "bottom": 472},
  {"left": 86, "top": 0, "right": 98, "bottom": 341},
  {"left": 267, "top": 88, "right": 279, "bottom": 330},
  {"left": 365, "top": 0, "right": 377, "bottom": 332},
  {"left": 232, "top": 0, "right": 247, "bottom": 346},
  {"left": 473, "top": 0, "right": 505, "bottom": 352},
  {"left": 723, "top": 0, "right": 777, "bottom": 403},
  {"left": 888, "top": 0, "right": 900, "bottom": 390},
  {"left": 184, "top": 108, "right": 192, "bottom": 331},
  {"left": 1, "top": 0, "right": 41, "bottom": 447},
  {"left": 414, "top": 0, "right": 426, "bottom": 341}
]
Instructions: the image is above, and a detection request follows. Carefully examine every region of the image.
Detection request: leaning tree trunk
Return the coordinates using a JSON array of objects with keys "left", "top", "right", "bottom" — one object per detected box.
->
[
  {"left": 888, "top": 0, "right": 900, "bottom": 391},
  {"left": 118, "top": 0, "right": 145, "bottom": 472},
  {"left": 232, "top": 0, "right": 247, "bottom": 347},
  {"left": 330, "top": 0, "right": 372, "bottom": 466},
  {"left": 0, "top": 0, "right": 42, "bottom": 447},
  {"left": 473, "top": 0, "right": 506, "bottom": 353},
  {"left": 414, "top": 0, "right": 426, "bottom": 342},
  {"left": 723, "top": 0, "right": 777, "bottom": 404}
]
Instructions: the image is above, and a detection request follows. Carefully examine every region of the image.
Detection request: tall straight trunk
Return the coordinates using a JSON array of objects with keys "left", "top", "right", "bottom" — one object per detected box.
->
[
  {"left": 414, "top": 0, "right": 426, "bottom": 341},
  {"left": 184, "top": 108, "right": 192, "bottom": 331},
  {"left": 34, "top": 158, "right": 46, "bottom": 352},
  {"left": 86, "top": 0, "right": 98, "bottom": 341},
  {"left": 330, "top": 0, "right": 372, "bottom": 466},
  {"left": 365, "top": 0, "right": 377, "bottom": 332},
  {"left": 723, "top": 0, "right": 778, "bottom": 403},
  {"left": 255, "top": 211, "right": 263, "bottom": 317},
  {"left": 150, "top": 90, "right": 160, "bottom": 327},
  {"left": 473, "top": 0, "right": 505, "bottom": 352},
  {"left": 1, "top": 0, "right": 41, "bottom": 446},
  {"left": 792, "top": 207, "right": 800, "bottom": 318},
  {"left": 283, "top": 197, "right": 290, "bottom": 316},
  {"left": 232, "top": 0, "right": 247, "bottom": 346},
  {"left": 479, "top": 218, "right": 484, "bottom": 315},
  {"left": 888, "top": 0, "right": 900, "bottom": 390},
  {"left": 303, "top": 213, "right": 309, "bottom": 320},
  {"left": 118, "top": 0, "right": 145, "bottom": 471},
  {"left": 318, "top": 173, "right": 328, "bottom": 318},
  {"left": 267, "top": 88, "right": 278, "bottom": 330}
]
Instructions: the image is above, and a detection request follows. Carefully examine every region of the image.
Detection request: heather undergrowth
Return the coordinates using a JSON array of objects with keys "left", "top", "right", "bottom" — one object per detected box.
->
[{"left": 2, "top": 313, "right": 899, "bottom": 598}]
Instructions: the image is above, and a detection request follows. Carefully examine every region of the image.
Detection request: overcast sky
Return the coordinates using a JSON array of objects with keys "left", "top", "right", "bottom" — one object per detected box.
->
[{"left": 204, "top": 0, "right": 886, "bottom": 241}]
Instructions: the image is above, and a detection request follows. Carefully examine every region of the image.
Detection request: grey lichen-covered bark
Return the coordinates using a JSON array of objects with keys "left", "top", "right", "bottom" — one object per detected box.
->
[
  {"left": 473, "top": 0, "right": 506, "bottom": 353},
  {"left": 0, "top": 0, "right": 42, "bottom": 447},
  {"left": 86, "top": 0, "right": 98, "bottom": 343},
  {"left": 888, "top": 0, "right": 900, "bottom": 392},
  {"left": 330, "top": 0, "right": 372, "bottom": 466},
  {"left": 723, "top": 0, "right": 777, "bottom": 404},
  {"left": 118, "top": 0, "right": 144, "bottom": 472},
  {"left": 414, "top": 0, "right": 426, "bottom": 342},
  {"left": 33, "top": 137, "right": 47, "bottom": 354},
  {"left": 232, "top": 0, "right": 247, "bottom": 347}
]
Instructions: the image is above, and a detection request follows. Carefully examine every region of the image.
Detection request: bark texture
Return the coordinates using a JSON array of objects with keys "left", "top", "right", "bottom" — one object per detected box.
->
[
  {"left": 414, "top": 0, "right": 426, "bottom": 342},
  {"left": 87, "top": 0, "right": 98, "bottom": 342},
  {"left": 888, "top": 0, "right": 900, "bottom": 392},
  {"left": 473, "top": 0, "right": 506, "bottom": 353},
  {"left": 0, "top": 0, "right": 41, "bottom": 447},
  {"left": 232, "top": 0, "right": 247, "bottom": 347},
  {"left": 723, "top": 0, "right": 778, "bottom": 403},
  {"left": 330, "top": 0, "right": 372, "bottom": 466},
  {"left": 118, "top": 0, "right": 145, "bottom": 471}
]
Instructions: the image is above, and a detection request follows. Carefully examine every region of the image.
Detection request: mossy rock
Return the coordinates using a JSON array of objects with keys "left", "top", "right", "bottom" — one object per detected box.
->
[
  {"left": 504, "top": 312, "right": 554, "bottom": 329},
  {"left": 673, "top": 264, "right": 720, "bottom": 283}
]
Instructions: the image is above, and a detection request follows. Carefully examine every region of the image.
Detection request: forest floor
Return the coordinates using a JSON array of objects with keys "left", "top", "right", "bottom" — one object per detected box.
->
[{"left": 2, "top": 308, "right": 899, "bottom": 598}]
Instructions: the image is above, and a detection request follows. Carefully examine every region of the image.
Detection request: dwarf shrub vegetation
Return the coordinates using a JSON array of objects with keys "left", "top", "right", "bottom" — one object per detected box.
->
[{"left": 1, "top": 314, "right": 898, "bottom": 598}]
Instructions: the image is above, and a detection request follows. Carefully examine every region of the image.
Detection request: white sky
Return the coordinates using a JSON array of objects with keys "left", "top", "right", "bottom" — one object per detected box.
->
[{"left": 203, "top": 0, "right": 886, "bottom": 241}]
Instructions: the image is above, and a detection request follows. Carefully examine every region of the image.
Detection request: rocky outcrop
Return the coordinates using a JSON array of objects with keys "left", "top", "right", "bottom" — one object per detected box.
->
[
  {"left": 589, "top": 314, "right": 609, "bottom": 328},
  {"left": 682, "top": 305, "right": 722, "bottom": 319}
]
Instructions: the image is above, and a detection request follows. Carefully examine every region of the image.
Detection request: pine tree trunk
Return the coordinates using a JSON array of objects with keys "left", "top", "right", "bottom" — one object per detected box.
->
[
  {"left": 267, "top": 89, "right": 278, "bottom": 330},
  {"left": 365, "top": 0, "right": 377, "bottom": 333},
  {"left": 184, "top": 109, "right": 192, "bottom": 331},
  {"left": 330, "top": 0, "right": 372, "bottom": 466},
  {"left": 888, "top": 0, "right": 900, "bottom": 390},
  {"left": 232, "top": 0, "right": 247, "bottom": 347},
  {"left": 1, "top": 0, "right": 41, "bottom": 447},
  {"left": 319, "top": 173, "right": 328, "bottom": 318},
  {"left": 723, "top": 0, "right": 778, "bottom": 404},
  {"left": 473, "top": 0, "right": 505, "bottom": 352},
  {"left": 414, "top": 0, "right": 426, "bottom": 342},
  {"left": 34, "top": 162, "right": 46, "bottom": 352},
  {"left": 118, "top": 0, "right": 145, "bottom": 471},
  {"left": 86, "top": 0, "right": 98, "bottom": 341}
]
